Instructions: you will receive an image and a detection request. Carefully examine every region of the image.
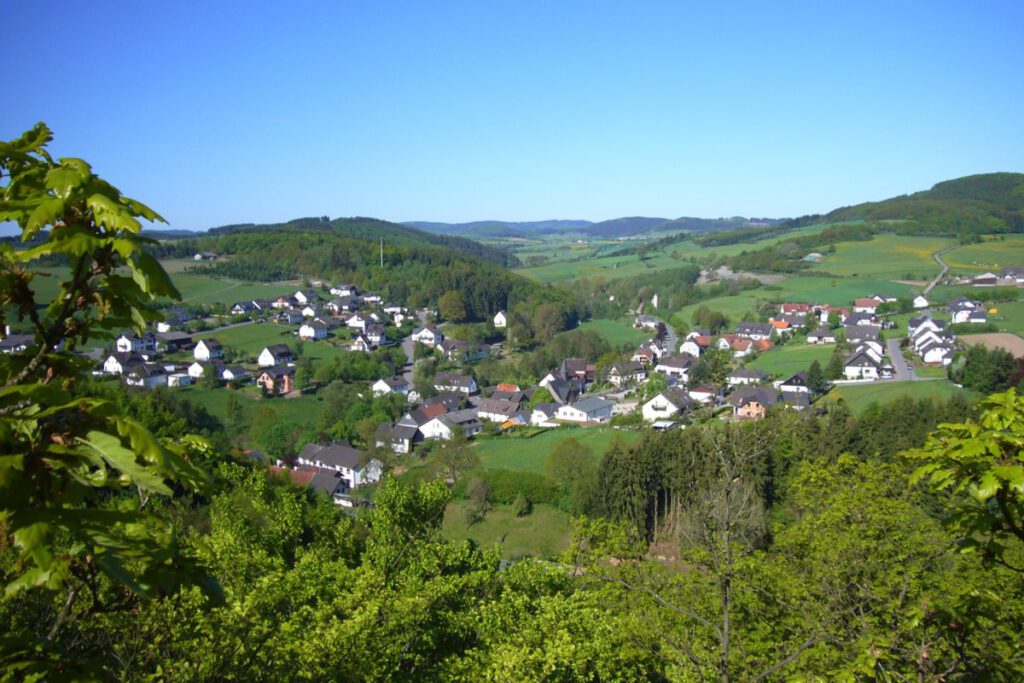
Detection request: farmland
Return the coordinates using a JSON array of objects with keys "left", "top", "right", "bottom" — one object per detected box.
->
[
  {"left": 575, "top": 318, "right": 651, "bottom": 347},
  {"left": 959, "top": 332, "right": 1024, "bottom": 358},
  {"left": 808, "top": 235, "right": 953, "bottom": 280},
  {"left": 942, "top": 236, "right": 1024, "bottom": 275},
  {"left": 193, "top": 322, "right": 353, "bottom": 364}
]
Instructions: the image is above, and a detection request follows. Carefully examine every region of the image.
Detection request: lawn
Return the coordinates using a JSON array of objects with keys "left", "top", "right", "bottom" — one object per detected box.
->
[
  {"left": 171, "top": 272, "right": 298, "bottom": 305},
  {"left": 942, "top": 236, "right": 1024, "bottom": 275},
  {"left": 472, "top": 426, "right": 640, "bottom": 475},
  {"left": 753, "top": 276, "right": 916, "bottom": 307},
  {"left": 193, "top": 322, "right": 352, "bottom": 364},
  {"left": 576, "top": 318, "right": 651, "bottom": 347},
  {"left": 823, "top": 380, "right": 974, "bottom": 413},
  {"left": 984, "top": 300, "right": 1024, "bottom": 336},
  {"left": 672, "top": 293, "right": 764, "bottom": 328},
  {"left": 747, "top": 343, "right": 835, "bottom": 378},
  {"left": 809, "top": 235, "right": 953, "bottom": 280},
  {"left": 442, "top": 501, "right": 573, "bottom": 560},
  {"left": 176, "top": 384, "right": 324, "bottom": 432}
]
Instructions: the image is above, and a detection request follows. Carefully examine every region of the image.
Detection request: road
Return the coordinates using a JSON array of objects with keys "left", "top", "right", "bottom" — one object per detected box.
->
[
  {"left": 885, "top": 337, "right": 913, "bottom": 382},
  {"left": 924, "top": 245, "right": 955, "bottom": 295},
  {"left": 400, "top": 310, "right": 429, "bottom": 384}
]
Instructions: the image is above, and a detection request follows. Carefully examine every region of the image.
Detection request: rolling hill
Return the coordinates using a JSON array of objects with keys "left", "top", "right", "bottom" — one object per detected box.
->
[{"left": 404, "top": 215, "right": 777, "bottom": 239}]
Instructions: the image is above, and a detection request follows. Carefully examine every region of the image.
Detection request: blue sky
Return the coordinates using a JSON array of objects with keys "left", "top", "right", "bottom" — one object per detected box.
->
[{"left": 2, "top": 1, "right": 1021, "bottom": 230}]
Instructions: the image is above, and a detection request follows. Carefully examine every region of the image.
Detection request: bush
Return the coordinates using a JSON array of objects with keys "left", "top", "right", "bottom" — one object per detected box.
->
[{"left": 513, "top": 492, "right": 533, "bottom": 517}]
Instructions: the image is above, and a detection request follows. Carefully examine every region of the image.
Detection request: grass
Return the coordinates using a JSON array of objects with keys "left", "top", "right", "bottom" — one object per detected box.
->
[
  {"left": 575, "top": 318, "right": 651, "bottom": 348},
  {"left": 176, "top": 383, "right": 324, "bottom": 432},
  {"left": 753, "top": 276, "right": 916, "bottom": 307},
  {"left": 747, "top": 343, "right": 835, "bottom": 378},
  {"left": 823, "top": 380, "right": 973, "bottom": 413},
  {"left": 442, "top": 501, "right": 572, "bottom": 560},
  {"left": 672, "top": 293, "right": 764, "bottom": 328},
  {"left": 983, "top": 301, "right": 1024, "bottom": 336},
  {"left": 472, "top": 426, "right": 640, "bottom": 475},
  {"left": 193, "top": 322, "right": 352, "bottom": 364},
  {"left": 942, "top": 236, "right": 1024, "bottom": 275},
  {"left": 809, "top": 235, "right": 953, "bottom": 280}
]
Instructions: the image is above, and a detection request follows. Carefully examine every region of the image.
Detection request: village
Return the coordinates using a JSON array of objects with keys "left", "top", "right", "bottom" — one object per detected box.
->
[{"left": 6, "top": 266, "right": 996, "bottom": 508}]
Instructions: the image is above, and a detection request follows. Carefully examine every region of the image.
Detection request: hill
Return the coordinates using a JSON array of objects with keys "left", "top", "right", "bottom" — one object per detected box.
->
[
  {"left": 201, "top": 216, "right": 515, "bottom": 267},
  {"left": 817, "top": 172, "right": 1024, "bottom": 235},
  {"left": 404, "top": 219, "right": 593, "bottom": 238},
  {"left": 405, "top": 216, "right": 777, "bottom": 239}
]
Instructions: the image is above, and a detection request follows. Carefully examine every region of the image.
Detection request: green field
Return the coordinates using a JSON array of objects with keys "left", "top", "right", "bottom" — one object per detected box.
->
[
  {"left": 176, "top": 384, "right": 324, "bottom": 433},
  {"left": 472, "top": 426, "right": 640, "bottom": 475},
  {"left": 823, "top": 380, "right": 973, "bottom": 413},
  {"left": 672, "top": 293, "right": 764, "bottom": 328},
  {"left": 809, "top": 235, "right": 953, "bottom": 280},
  {"left": 575, "top": 318, "right": 651, "bottom": 347},
  {"left": 987, "top": 301, "right": 1024, "bottom": 335},
  {"left": 442, "top": 501, "right": 572, "bottom": 560},
  {"left": 193, "top": 322, "right": 351, "bottom": 364},
  {"left": 942, "top": 236, "right": 1024, "bottom": 275},
  {"left": 171, "top": 272, "right": 299, "bottom": 305},
  {"left": 747, "top": 343, "right": 835, "bottom": 378},
  {"left": 754, "top": 276, "right": 916, "bottom": 307}
]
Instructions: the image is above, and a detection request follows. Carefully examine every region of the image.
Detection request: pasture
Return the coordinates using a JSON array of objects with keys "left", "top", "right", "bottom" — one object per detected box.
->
[
  {"left": 193, "top": 322, "right": 352, "bottom": 363},
  {"left": 576, "top": 318, "right": 651, "bottom": 347},
  {"left": 942, "top": 236, "right": 1024, "bottom": 275},
  {"left": 809, "top": 235, "right": 952, "bottom": 280},
  {"left": 747, "top": 343, "right": 835, "bottom": 378},
  {"left": 472, "top": 426, "right": 640, "bottom": 475},
  {"left": 442, "top": 501, "right": 572, "bottom": 560},
  {"left": 823, "top": 380, "right": 972, "bottom": 413},
  {"left": 176, "top": 384, "right": 324, "bottom": 433}
]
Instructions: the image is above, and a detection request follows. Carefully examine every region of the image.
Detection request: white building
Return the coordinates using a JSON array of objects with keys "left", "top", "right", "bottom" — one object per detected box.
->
[
  {"left": 493, "top": 310, "right": 508, "bottom": 328},
  {"left": 556, "top": 396, "right": 615, "bottom": 423}
]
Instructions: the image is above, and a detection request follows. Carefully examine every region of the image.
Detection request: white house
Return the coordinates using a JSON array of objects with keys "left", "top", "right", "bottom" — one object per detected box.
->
[
  {"left": 258, "top": 344, "right": 294, "bottom": 368},
  {"left": 420, "top": 409, "right": 483, "bottom": 440},
  {"left": 346, "top": 314, "right": 368, "bottom": 331},
  {"left": 920, "top": 342, "right": 955, "bottom": 366},
  {"left": 330, "top": 284, "right": 359, "bottom": 297},
  {"left": 530, "top": 403, "right": 560, "bottom": 427},
  {"left": 221, "top": 366, "right": 251, "bottom": 382},
  {"left": 103, "top": 352, "right": 141, "bottom": 376},
  {"left": 654, "top": 355, "right": 692, "bottom": 382},
  {"left": 375, "top": 424, "right": 418, "bottom": 455},
  {"left": 556, "top": 396, "right": 615, "bottom": 423},
  {"left": 913, "top": 295, "right": 929, "bottom": 309},
  {"left": 372, "top": 376, "right": 410, "bottom": 397},
  {"left": 727, "top": 368, "right": 770, "bottom": 387},
  {"left": 844, "top": 351, "right": 880, "bottom": 380},
  {"left": 806, "top": 327, "right": 837, "bottom": 344},
  {"left": 493, "top": 310, "right": 508, "bottom": 328},
  {"left": 299, "top": 320, "right": 329, "bottom": 340},
  {"left": 294, "top": 290, "right": 319, "bottom": 306},
  {"left": 296, "top": 441, "right": 381, "bottom": 489},
  {"left": 607, "top": 362, "right": 647, "bottom": 387},
  {"left": 115, "top": 332, "right": 156, "bottom": 354},
  {"left": 125, "top": 364, "right": 167, "bottom": 389},
  {"left": 641, "top": 388, "right": 693, "bottom": 422},
  {"left": 412, "top": 325, "right": 444, "bottom": 346},
  {"left": 194, "top": 338, "right": 223, "bottom": 362},
  {"left": 167, "top": 373, "right": 191, "bottom": 387},
  {"left": 433, "top": 372, "right": 477, "bottom": 395}
]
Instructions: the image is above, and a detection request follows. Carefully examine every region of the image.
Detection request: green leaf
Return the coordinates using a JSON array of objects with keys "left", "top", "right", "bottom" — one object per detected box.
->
[
  {"left": 24, "top": 196, "right": 64, "bottom": 239},
  {"left": 974, "top": 470, "right": 1001, "bottom": 501},
  {"left": 79, "top": 431, "right": 172, "bottom": 495},
  {"left": 45, "top": 159, "right": 90, "bottom": 198},
  {"left": 86, "top": 192, "right": 141, "bottom": 232}
]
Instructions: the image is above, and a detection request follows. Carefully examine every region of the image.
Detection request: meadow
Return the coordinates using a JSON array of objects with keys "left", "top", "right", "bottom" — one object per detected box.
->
[
  {"left": 809, "top": 235, "right": 953, "bottom": 280},
  {"left": 823, "top": 380, "right": 973, "bottom": 413},
  {"left": 442, "top": 501, "right": 572, "bottom": 560},
  {"left": 941, "top": 235, "right": 1024, "bottom": 275},
  {"left": 176, "top": 383, "right": 324, "bottom": 433},
  {"left": 747, "top": 343, "right": 835, "bottom": 378},
  {"left": 576, "top": 318, "right": 651, "bottom": 347},
  {"left": 193, "top": 322, "right": 352, "bottom": 363},
  {"left": 472, "top": 426, "right": 640, "bottom": 475}
]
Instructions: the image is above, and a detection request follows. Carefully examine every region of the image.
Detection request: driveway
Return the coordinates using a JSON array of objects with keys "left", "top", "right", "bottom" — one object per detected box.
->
[{"left": 885, "top": 337, "right": 913, "bottom": 381}]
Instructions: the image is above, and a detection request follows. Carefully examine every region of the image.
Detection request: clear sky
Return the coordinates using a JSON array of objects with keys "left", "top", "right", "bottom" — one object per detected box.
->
[{"left": 2, "top": 1, "right": 1021, "bottom": 231}]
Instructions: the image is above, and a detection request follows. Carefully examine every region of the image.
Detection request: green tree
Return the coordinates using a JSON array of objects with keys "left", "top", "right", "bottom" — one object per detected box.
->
[
  {"left": 0, "top": 124, "right": 217, "bottom": 669},
  {"left": 438, "top": 289, "right": 467, "bottom": 322},
  {"left": 806, "top": 359, "right": 827, "bottom": 394}
]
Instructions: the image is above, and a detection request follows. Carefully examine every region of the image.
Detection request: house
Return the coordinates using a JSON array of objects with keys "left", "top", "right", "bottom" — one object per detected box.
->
[
  {"left": 680, "top": 335, "right": 713, "bottom": 357},
  {"left": 776, "top": 371, "right": 810, "bottom": 393},
  {"left": 412, "top": 324, "right": 444, "bottom": 346},
  {"left": 919, "top": 341, "right": 955, "bottom": 366},
  {"left": 194, "top": 338, "right": 223, "bottom": 362},
  {"left": 688, "top": 385, "right": 718, "bottom": 404},
  {"left": 115, "top": 332, "right": 157, "bottom": 354},
  {"left": 326, "top": 297, "right": 359, "bottom": 314},
  {"left": 908, "top": 316, "right": 947, "bottom": 336},
  {"left": 300, "top": 304, "right": 321, "bottom": 318},
  {"left": 271, "top": 296, "right": 292, "bottom": 310},
  {"left": 493, "top": 310, "right": 508, "bottom": 328},
  {"left": 125, "top": 363, "right": 167, "bottom": 389},
  {"left": 187, "top": 360, "right": 220, "bottom": 379},
  {"left": 844, "top": 312, "right": 879, "bottom": 328},
  {"left": 376, "top": 423, "right": 419, "bottom": 454},
  {"left": 727, "top": 368, "right": 770, "bottom": 387},
  {"left": 349, "top": 334, "right": 373, "bottom": 352},
  {"left": 346, "top": 314, "right": 369, "bottom": 331},
  {"left": 556, "top": 396, "right": 616, "bottom": 423},
  {"left": 365, "top": 324, "right": 388, "bottom": 347},
  {"left": 806, "top": 327, "right": 837, "bottom": 344},
  {"left": 559, "top": 358, "right": 595, "bottom": 383},
  {"left": 330, "top": 284, "right": 359, "bottom": 298},
  {"left": 635, "top": 314, "right": 660, "bottom": 329},
  {"left": 103, "top": 352, "right": 144, "bottom": 376},
  {"left": 221, "top": 366, "right": 251, "bottom": 382},
  {"left": 167, "top": 373, "right": 191, "bottom": 387},
  {"left": 735, "top": 322, "right": 773, "bottom": 341},
  {"left": 727, "top": 386, "right": 783, "bottom": 420},
  {"left": 779, "top": 302, "right": 811, "bottom": 315},
  {"left": 1001, "top": 267, "right": 1024, "bottom": 284},
  {"left": 294, "top": 290, "right": 319, "bottom": 306},
  {"left": 258, "top": 344, "right": 294, "bottom": 367},
  {"left": 642, "top": 387, "right": 694, "bottom": 422},
  {"left": 256, "top": 366, "right": 296, "bottom": 395},
  {"left": 844, "top": 351, "right": 881, "bottom": 380},
  {"left": 818, "top": 305, "right": 850, "bottom": 324},
  {"left": 607, "top": 361, "right": 647, "bottom": 387},
  {"left": 398, "top": 403, "right": 449, "bottom": 432},
  {"left": 154, "top": 331, "right": 193, "bottom": 352},
  {"left": 654, "top": 354, "right": 693, "bottom": 382},
  {"left": 530, "top": 403, "right": 560, "bottom": 426},
  {"left": 296, "top": 441, "right": 380, "bottom": 489},
  {"left": 193, "top": 251, "right": 218, "bottom": 260},
  {"left": 373, "top": 376, "right": 411, "bottom": 396},
  {"left": 853, "top": 298, "right": 880, "bottom": 314},
  {"left": 231, "top": 301, "right": 259, "bottom": 316},
  {"left": 913, "top": 295, "right": 930, "bottom": 309},
  {"left": 844, "top": 325, "right": 880, "bottom": 346},
  {"left": 299, "top": 320, "right": 329, "bottom": 340},
  {"left": 308, "top": 470, "right": 355, "bottom": 506},
  {"left": 277, "top": 308, "right": 305, "bottom": 324},
  {"left": 540, "top": 376, "right": 583, "bottom": 405},
  {"left": 420, "top": 409, "right": 483, "bottom": 440},
  {"left": 477, "top": 396, "right": 525, "bottom": 423},
  {"left": 971, "top": 272, "right": 999, "bottom": 287},
  {"left": 433, "top": 372, "right": 478, "bottom": 395}
]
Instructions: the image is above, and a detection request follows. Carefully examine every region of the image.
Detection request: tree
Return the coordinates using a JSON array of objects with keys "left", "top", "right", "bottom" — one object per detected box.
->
[
  {"left": 438, "top": 290, "right": 467, "bottom": 322},
  {"left": 465, "top": 476, "right": 492, "bottom": 525},
  {"left": 908, "top": 389, "right": 1024, "bottom": 570},
  {"left": 0, "top": 124, "right": 217, "bottom": 668},
  {"left": 436, "top": 427, "right": 478, "bottom": 484},
  {"left": 806, "top": 359, "right": 827, "bottom": 394},
  {"left": 531, "top": 303, "right": 567, "bottom": 343},
  {"left": 825, "top": 350, "right": 845, "bottom": 380}
]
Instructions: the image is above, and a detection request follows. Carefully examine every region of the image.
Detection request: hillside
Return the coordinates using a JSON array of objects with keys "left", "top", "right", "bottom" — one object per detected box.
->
[
  {"left": 202, "top": 216, "right": 516, "bottom": 267},
  {"left": 404, "top": 219, "right": 593, "bottom": 238},
  {"left": 819, "top": 172, "right": 1024, "bottom": 234},
  {"left": 405, "top": 215, "right": 775, "bottom": 239}
]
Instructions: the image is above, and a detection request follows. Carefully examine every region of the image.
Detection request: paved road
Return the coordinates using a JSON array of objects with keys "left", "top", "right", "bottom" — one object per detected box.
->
[
  {"left": 885, "top": 337, "right": 913, "bottom": 381},
  {"left": 400, "top": 310, "right": 429, "bottom": 384},
  {"left": 924, "top": 245, "right": 955, "bottom": 295}
]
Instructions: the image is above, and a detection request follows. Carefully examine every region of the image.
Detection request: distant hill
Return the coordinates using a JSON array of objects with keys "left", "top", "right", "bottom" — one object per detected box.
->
[
  {"left": 195, "top": 216, "right": 516, "bottom": 267},
  {"left": 814, "top": 172, "right": 1024, "bottom": 234},
  {"left": 403, "top": 216, "right": 777, "bottom": 239}
]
